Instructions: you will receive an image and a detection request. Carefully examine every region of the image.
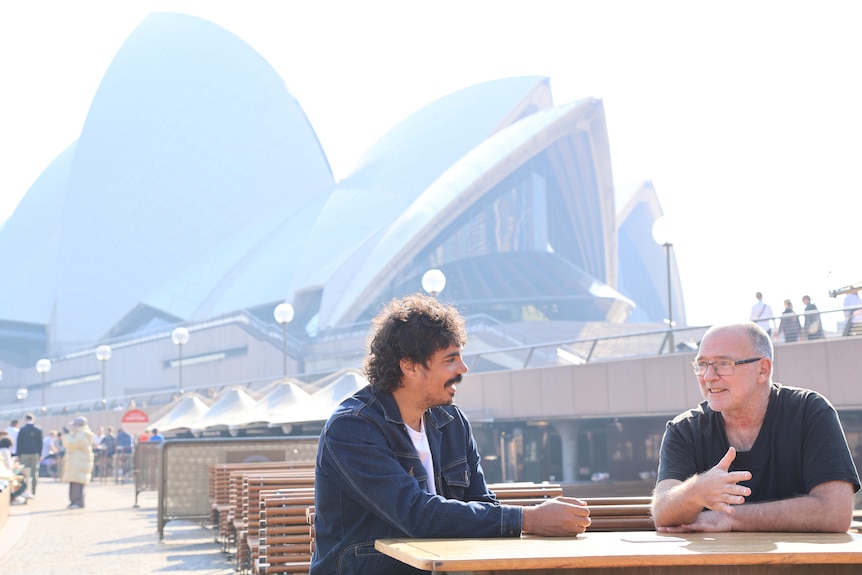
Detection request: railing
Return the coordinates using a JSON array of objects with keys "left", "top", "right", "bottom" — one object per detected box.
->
[
  {"left": 3, "top": 307, "right": 860, "bottom": 420},
  {"left": 463, "top": 325, "right": 708, "bottom": 371},
  {"left": 463, "top": 306, "right": 861, "bottom": 371}
]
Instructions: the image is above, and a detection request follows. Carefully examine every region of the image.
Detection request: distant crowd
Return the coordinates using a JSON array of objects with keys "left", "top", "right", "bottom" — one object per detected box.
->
[
  {"left": 749, "top": 290, "right": 862, "bottom": 342},
  {"left": 0, "top": 414, "right": 161, "bottom": 506}
]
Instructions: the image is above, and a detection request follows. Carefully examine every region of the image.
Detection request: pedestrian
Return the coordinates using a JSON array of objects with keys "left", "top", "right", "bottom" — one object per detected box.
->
[
  {"left": 749, "top": 292, "right": 774, "bottom": 337},
  {"left": 116, "top": 427, "right": 133, "bottom": 453},
  {"left": 16, "top": 413, "right": 43, "bottom": 496},
  {"left": 41, "top": 429, "right": 59, "bottom": 478},
  {"left": 774, "top": 299, "right": 802, "bottom": 343},
  {"left": 843, "top": 290, "right": 862, "bottom": 331},
  {"left": 652, "top": 322, "right": 859, "bottom": 532},
  {"left": 4, "top": 419, "right": 19, "bottom": 455},
  {"left": 53, "top": 429, "right": 66, "bottom": 478},
  {"left": 311, "top": 294, "right": 591, "bottom": 574},
  {"left": 61, "top": 416, "right": 94, "bottom": 508},
  {"left": 802, "top": 295, "right": 824, "bottom": 340},
  {"left": 115, "top": 426, "right": 134, "bottom": 480}
]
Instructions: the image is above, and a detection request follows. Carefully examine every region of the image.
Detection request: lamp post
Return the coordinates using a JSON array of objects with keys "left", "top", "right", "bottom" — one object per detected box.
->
[
  {"left": 422, "top": 269, "right": 447, "bottom": 298},
  {"left": 171, "top": 327, "right": 190, "bottom": 395},
  {"left": 96, "top": 344, "right": 112, "bottom": 410},
  {"left": 651, "top": 216, "right": 675, "bottom": 354},
  {"left": 35, "top": 358, "right": 51, "bottom": 414},
  {"left": 273, "top": 303, "right": 295, "bottom": 378}
]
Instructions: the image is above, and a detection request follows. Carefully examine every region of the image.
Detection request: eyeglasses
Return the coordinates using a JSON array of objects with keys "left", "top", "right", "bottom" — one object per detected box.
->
[{"left": 690, "top": 357, "right": 762, "bottom": 377}]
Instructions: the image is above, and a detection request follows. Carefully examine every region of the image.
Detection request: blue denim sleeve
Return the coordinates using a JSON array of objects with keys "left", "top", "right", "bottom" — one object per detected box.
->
[{"left": 318, "top": 411, "right": 522, "bottom": 538}]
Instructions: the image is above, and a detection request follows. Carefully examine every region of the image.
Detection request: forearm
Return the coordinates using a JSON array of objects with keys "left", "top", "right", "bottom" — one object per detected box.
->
[
  {"left": 652, "top": 478, "right": 707, "bottom": 527},
  {"left": 728, "top": 482, "right": 854, "bottom": 533}
]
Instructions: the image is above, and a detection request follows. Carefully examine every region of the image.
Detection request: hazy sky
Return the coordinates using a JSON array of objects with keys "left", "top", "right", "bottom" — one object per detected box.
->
[{"left": 1, "top": 1, "right": 860, "bottom": 329}]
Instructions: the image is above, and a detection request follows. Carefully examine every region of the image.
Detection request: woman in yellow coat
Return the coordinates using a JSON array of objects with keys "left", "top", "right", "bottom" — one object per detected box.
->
[{"left": 60, "top": 416, "right": 94, "bottom": 508}]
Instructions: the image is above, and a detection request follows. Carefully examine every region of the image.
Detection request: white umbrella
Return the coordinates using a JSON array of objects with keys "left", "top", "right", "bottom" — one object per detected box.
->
[
  {"left": 267, "top": 369, "right": 368, "bottom": 427},
  {"left": 147, "top": 392, "right": 210, "bottom": 433},
  {"left": 192, "top": 386, "right": 259, "bottom": 432},
  {"left": 228, "top": 380, "right": 312, "bottom": 432}
]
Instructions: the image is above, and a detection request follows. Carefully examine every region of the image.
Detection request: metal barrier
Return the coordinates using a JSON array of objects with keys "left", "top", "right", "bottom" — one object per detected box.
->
[
  {"left": 135, "top": 441, "right": 161, "bottom": 506},
  {"left": 114, "top": 449, "right": 133, "bottom": 483},
  {"left": 152, "top": 436, "right": 319, "bottom": 540},
  {"left": 93, "top": 449, "right": 114, "bottom": 482}
]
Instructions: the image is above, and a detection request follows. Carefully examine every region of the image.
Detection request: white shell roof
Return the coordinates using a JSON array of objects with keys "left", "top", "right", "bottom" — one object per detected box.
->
[{"left": 0, "top": 13, "right": 334, "bottom": 344}]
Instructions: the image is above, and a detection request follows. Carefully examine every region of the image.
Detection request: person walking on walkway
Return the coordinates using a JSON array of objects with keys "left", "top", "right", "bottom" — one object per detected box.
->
[
  {"left": 749, "top": 292, "right": 774, "bottom": 337},
  {"left": 775, "top": 299, "right": 802, "bottom": 343},
  {"left": 4, "top": 419, "right": 19, "bottom": 455},
  {"left": 802, "top": 295, "right": 824, "bottom": 340},
  {"left": 16, "top": 413, "right": 43, "bottom": 496},
  {"left": 843, "top": 290, "right": 862, "bottom": 334},
  {"left": 61, "top": 416, "right": 94, "bottom": 508}
]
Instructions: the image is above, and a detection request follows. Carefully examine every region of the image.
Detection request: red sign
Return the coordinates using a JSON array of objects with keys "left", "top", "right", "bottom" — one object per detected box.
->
[{"left": 121, "top": 408, "right": 149, "bottom": 434}]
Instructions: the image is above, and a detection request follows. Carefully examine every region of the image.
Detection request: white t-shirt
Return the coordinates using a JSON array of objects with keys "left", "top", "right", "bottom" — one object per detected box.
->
[
  {"left": 845, "top": 292, "right": 862, "bottom": 323},
  {"left": 4, "top": 426, "right": 19, "bottom": 454},
  {"left": 750, "top": 301, "right": 774, "bottom": 330},
  {"left": 41, "top": 436, "right": 55, "bottom": 458},
  {"left": 406, "top": 418, "right": 437, "bottom": 496}
]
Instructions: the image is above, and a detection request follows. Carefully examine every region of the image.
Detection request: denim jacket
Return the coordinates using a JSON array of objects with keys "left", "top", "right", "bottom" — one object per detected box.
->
[{"left": 310, "top": 385, "right": 522, "bottom": 574}]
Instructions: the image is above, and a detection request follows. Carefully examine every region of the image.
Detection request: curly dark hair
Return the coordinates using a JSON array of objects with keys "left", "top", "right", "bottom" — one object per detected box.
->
[{"left": 364, "top": 294, "right": 467, "bottom": 393}]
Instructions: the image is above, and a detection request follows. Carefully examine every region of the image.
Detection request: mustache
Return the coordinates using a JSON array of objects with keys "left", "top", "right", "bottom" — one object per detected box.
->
[{"left": 445, "top": 374, "right": 462, "bottom": 386}]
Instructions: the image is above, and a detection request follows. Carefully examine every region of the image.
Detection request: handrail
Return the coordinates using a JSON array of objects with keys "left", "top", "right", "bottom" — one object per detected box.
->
[
  {"left": 464, "top": 324, "right": 710, "bottom": 371},
  {"left": 3, "top": 308, "right": 860, "bottom": 419},
  {"left": 462, "top": 307, "right": 860, "bottom": 372}
]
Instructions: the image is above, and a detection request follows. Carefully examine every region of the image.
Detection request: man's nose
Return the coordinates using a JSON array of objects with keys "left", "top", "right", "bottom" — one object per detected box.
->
[
  {"left": 457, "top": 357, "right": 468, "bottom": 374},
  {"left": 703, "top": 363, "right": 720, "bottom": 379}
]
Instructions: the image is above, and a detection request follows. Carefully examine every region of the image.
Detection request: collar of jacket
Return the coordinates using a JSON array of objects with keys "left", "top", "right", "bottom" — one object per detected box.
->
[{"left": 369, "top": 385, "right": 456, "bottom": 431}]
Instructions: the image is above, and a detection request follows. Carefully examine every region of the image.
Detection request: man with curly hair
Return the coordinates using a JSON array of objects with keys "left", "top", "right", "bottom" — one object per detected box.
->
[{"left": 311, "top": 294, "right": 590, "bottom": 574}]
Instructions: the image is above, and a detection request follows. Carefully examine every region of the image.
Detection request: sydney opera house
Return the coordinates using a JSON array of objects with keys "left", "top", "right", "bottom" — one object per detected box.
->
[{"left": 0, "top": 13, "right": 685, "bottom": 438}]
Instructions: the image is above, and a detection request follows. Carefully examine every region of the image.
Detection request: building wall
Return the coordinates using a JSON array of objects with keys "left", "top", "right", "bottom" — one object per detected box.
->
[{"left": 458, "top": 337, "right": 862, "bottom": 486}]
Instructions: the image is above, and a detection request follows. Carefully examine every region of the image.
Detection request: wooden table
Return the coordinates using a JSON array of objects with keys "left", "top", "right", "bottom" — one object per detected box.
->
[{"left": 376, "top": 531, "right": 862, "bottom": 574}]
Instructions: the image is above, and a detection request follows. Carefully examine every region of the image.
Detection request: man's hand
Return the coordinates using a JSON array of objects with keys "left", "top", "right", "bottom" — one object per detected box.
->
[
  {"left": 522, "top": 496, "right": 591, "bottom": 536},
  {"left": 657, "top": 509, "right": 733, "bottom": 532},
  {"left": 697, "top": 447, "right": 752, "bottom": 514},
  {"left": 652, "top": 446, "right": 753, "bottom": 528}
]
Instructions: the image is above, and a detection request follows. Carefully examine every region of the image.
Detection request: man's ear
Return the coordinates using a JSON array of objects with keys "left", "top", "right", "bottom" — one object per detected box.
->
[
  {"left": 758, "top": 358, "right": 773, "bottom": 381},
  {"left": 400, "top": 357, "right": 416, "bottom": 379}
]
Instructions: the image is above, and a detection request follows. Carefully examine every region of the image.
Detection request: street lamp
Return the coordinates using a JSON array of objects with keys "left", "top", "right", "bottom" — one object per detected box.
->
[
  {"left": 35, "top": 358, "right": 51, "bottom": 414},
  {"left": 171, "top": 327, "right": 190, "bottom": 395},
  {"left": 651, "top": 216, "right": 675, "bottom": 354},
  {"left": 96, "top": 344, "right": 112, "bottom": 410},
  {"left": 422, "top": 269, "right": 446, "bottom": 298},
  {"left": 273, "top": 303, "right": 295, "bottom": 378}
]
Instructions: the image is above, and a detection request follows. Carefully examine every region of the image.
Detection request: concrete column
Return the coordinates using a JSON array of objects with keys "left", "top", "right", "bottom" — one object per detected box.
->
[{"left": 551, "top": 420, "right": 580, "bottom": 483}]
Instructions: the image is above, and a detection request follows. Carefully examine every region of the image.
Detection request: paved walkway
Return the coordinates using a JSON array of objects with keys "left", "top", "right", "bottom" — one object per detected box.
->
[{"left": 0, "top": 477, "right": 234, "bottom": 575}]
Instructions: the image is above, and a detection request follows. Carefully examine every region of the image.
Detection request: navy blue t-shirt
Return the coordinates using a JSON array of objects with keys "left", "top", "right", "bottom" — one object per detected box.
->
[{"left": 658, "top": 383, "right": 860, "bottom": 501}]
